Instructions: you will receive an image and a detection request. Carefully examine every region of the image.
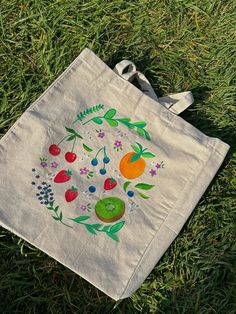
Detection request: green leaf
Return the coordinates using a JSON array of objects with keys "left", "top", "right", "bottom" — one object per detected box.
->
[
  {"left": 106, "top": 119, "right": 118, "bottom": 127},
  {"left": 137, "top": 127, "right": 146, "bottom": 137},
  {"left": 102, "top": 225, "right": 111, "bottom": 232},
  {"left": 143, "top": 129, "right": 151, "bottom": 141},
  {"left": 103, "top": 108, "right": 116, "bottom": 119},
  {"left": 134, "top": 183, "right": 155, "bottom": 190},
  {"left": 59, "top": 212, "right": 63, "bottom": 221},
  {"left": 107, "top": 232, "right": 119, "bottom": 242},
  {"left": 85, "top": 225, "right": 97, "bottom": 235},
  {"left": 65, "top": 127, "right": 76, "bottom": 134},
  {"left": 110, "top": 221, "right": 125, "bottom": 233},
  {"left": 123, "top": 181, "right": 131, "bottom": 192},
  {"left": 83, "top": 143, "right": 93, "bottom": 152},
  {"left": 66, "top": 135, "right": 76, "bottom": 141},
  {"left": 142, "top": 152, "right": 156, "bottom": 158},
  {"left": 71, "top": 216, "right": 90, "bottom": 223},
  {"left": 54, "top": 206, "right": 59, "bottom": 212},
  {"left": 130, "top": 153, "right": 141, "bottom": 163},
  {"left": 53, "top": 216, "right": 60, "bottom": 221},
  {"left": 138, "top": 192, "right": 149, "bottom": 199},
  {"left": 132, "top": 121, "right": 147, "bottom": 128},
  {"left": 131, "top": 144, "right": 140, "bottom": 153},
  {"left": 91, "top": 223, "right": 103, "bottom": 229},
  {"left": 92, "top": 117, "right": 103, "bottom": 124}
]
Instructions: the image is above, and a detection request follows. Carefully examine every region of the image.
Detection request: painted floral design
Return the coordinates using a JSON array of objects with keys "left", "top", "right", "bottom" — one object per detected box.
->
[
  {"left": 114, "top": 140, "right": 123, "bottom": 151},
  {"left": 32, "top": 104, "right": 165, "bottom": 242}
]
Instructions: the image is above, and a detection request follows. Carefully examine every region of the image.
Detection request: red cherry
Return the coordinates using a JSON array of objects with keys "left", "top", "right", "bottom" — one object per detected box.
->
[
  {"left": 65, "top": 152, "right": 77, "bottom": 163},
  {"left": 49, "top": 144, "right": 61, "bottom": 156}
]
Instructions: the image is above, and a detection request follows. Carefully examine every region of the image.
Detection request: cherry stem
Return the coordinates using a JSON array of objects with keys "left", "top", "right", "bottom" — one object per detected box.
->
[
  {"left": 71, "top": 138, "right": 76, "bottom": 152},
  {"left": 57, "top": 135, "right": 69, "bottom": 146},
  {"left": 95, "top": 146, "right": 105, "bottom": 159}
]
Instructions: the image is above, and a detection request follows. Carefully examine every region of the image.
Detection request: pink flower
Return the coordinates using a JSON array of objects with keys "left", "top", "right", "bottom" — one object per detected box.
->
[
  {"left": 80, "top": 167, "right": 89, "bottom": 175},
  {"left": 98, "top": 131, "right": 105, "bottom": 138},
  {"left": 80, "top": 205, "right": 87, "bottom": 211},
  {"left": 114, "top": 140, "right": 122, "bottom": 148},
  {"left": 149, "top": 169, "right": 157, "bottom": 176},
  {"left": 51, "top": 161, "right": 58, "bottom": 168}
]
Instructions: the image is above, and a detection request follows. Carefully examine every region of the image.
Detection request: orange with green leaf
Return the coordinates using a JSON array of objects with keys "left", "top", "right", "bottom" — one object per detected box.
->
[{"left": 119, "top": 142, "right": 155, "bottom": 179}]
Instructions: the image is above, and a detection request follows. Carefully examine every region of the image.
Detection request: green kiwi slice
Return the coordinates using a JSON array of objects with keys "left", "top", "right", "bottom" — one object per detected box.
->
[{"left": 95, "top": 197, "right": 125, "bottom": 223}]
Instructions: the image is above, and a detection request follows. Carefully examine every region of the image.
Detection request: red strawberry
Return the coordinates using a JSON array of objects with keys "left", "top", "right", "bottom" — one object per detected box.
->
[
  {"left": 104, "top": 177, "right": 117, "bottom": 190},
  {"left": 65, "top": 186, "right": 78, "bottom": 202},
  {"left": 54, "top": 170, "right": 72, "bottom": 183}
]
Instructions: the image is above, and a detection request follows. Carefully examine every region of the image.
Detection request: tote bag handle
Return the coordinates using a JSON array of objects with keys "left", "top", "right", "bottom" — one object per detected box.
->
[{"left": 113, "top": 60, "right": 194, "bottom": 115}]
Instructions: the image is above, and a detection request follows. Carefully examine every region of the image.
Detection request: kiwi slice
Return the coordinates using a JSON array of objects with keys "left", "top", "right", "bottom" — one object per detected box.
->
[{"left": 95, "top": 197, "right": 125, "bottom": 223}]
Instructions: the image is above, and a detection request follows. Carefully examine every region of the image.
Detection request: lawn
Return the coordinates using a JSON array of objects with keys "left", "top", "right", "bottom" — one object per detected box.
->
[{"left": 0, "top": 0, "right": 236, "bottom": 313}]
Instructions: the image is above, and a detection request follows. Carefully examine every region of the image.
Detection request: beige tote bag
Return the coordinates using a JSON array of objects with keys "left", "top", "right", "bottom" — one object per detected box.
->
[{"left": 0, "top": 48, "right": 229, "bottom": 300}]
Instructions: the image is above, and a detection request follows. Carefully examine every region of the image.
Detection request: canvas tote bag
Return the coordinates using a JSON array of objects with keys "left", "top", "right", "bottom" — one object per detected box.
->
[{"left": 0, "top": 48, "right": 229, "bottom": 300}]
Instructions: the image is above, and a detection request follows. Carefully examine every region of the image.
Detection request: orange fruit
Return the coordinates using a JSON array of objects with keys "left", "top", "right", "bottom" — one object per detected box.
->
[{"left": 119, "top": 152, "right": 146, "bottom": 179}]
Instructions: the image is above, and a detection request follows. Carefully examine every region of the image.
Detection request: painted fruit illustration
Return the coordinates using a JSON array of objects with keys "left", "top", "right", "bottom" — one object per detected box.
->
[
  {"left": 119, "top": 142, "right": 155, "bottom": 179},
  {"left": 95, "top": 197, "right": 125, "bottom": 222},
  {"left": 65, "top": 186, "right": 78, "bottom": 202},
  {"left": 49, "top": 144, "right": 61, "bottom": 156},
  {"left": 104, "top": 178, "right": 117, "bottom": 190},
  {"left": 54, "top": 170, "right": 72, "bottom": 183},
  {"left": 65, "top": 152, "right": 77, "bottom": 163}
]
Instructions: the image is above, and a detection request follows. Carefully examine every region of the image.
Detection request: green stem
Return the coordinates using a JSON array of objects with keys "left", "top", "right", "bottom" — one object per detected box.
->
[
  {"left": 57, "top": 135, "right": 68, "bottom": 146},
  {"left": 82, "top": 116, "right": 103, "bottom": 125},
  {"left": 71, "top": 138, "right": 76, "bottom": 152},
  {"left": 55, "top": 212, "right": 73, "bottom": 228},
  {"left": 95, "top": 146, "right": 105, "bottom": 159}
]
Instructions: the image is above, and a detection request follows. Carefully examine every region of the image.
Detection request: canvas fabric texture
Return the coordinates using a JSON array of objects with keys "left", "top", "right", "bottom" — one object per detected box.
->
[{"left": 0, "top": 48, "right": 229, "bottom": 300}]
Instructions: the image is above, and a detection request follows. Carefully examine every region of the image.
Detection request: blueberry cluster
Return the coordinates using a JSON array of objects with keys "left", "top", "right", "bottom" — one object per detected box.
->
[
  {"left": 36, "top": 182, "right": 54, "bottom": 205},
  {"left": 91, "top": 156, "right": 110, "bottom": 175}
]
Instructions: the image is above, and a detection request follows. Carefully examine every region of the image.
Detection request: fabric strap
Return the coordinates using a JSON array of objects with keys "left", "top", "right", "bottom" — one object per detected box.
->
[{"left": 113, "top": 60, "right": 194, "bottom": 115}]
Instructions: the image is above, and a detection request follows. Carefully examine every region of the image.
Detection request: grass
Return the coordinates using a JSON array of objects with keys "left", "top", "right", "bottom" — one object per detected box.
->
[{"left": 0, "top": 0, "right": 236, "bottom": 312}]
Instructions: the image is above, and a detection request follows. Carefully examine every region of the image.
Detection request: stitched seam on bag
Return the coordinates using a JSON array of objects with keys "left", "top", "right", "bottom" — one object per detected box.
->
[{"left": 119, "top": 140, "right": 220, "bottom": 299}]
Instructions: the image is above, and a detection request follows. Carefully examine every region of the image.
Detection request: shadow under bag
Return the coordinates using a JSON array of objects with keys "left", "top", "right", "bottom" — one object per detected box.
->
[{"left": 0, "top": 48, "right": 230, "bottom": 300}]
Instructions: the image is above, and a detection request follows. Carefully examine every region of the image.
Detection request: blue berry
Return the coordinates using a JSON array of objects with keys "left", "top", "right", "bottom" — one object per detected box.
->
[
  {"left": 50, "top": 193, "right": 53, "bottom": 196},
  {"left": 31, "top": 181, "right": 36, "bottom": 185},
  {"left": 40, "top": 201, "right": 44, "bottom": 204},
  {"left": 127, "top": 191, "right": 134, "bottom": 197},
  {"left": 47, "top": 189, "right": 52, "bottom": 192},
  {"left": 89, "top": 186, "right": 96, "bottom": 193},
  {"left": 35, "top": 175, "right": 40, "bottom": 178},
  {"left": 38, "top": 197, "right": 43, "bottom": 200},
  {"left": 49, "top": 197, "right": 54, "bottom": 200},
  {"left": 44, "top": 201, "right": 49, "bottom": 205},
  {"left": 99, "top": 168, "right": 106, "bottom": 175},
  {"left": 91, "top": 158, "right": 98, "bottom": 166},
  {"left": 37, "top": 186, "right": 42, "bottom": 190},
  {"left": 42, "top": 182, "right": 46, "bottom": 185},
  {"left": 103, "top": 156, "right": 110, "bottom": 164},
  {"left": 32, "top": 168, "right": 36, "bottom": 172},
  {"left": 40, "top": 191, "right": 44, "bottom": 195},
  {"left": 36, "top": 193, "right": 40, "bottom": 196}
]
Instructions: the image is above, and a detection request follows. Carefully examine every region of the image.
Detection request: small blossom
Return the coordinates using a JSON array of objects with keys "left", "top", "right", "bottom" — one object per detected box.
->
[
  {"left": 80, "top": 204, "right": 87, "bottom": 211},
  {"left": 40, "top": 161, "right": 47, "bottom": 168},
  {"left": 51, "top": 161, "right": 58, "bottom": 168},
  {"left": 149, "top": 169, "right": 157, "bottom": 177},
  {"left": 114, "top": 140, "right": 122, "bottom": 148},
  {"left": 156, "top": 163, "right": 161, "bottom": 169},
  {"left": 80, "top": 167, "right": 89, "bottom": 175},
  {"left": 97, "top": 130, "right": 105, "bottom": 138}
]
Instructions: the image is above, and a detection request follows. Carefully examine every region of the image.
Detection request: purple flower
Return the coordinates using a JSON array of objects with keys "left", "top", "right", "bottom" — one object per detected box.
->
[
  {"left": 149, "top": 169, "right": 157, "bottom": 177},
  {"left": 40, "top": 161, "right": 47, "bottom": 168},
  {"left": 114, "top": 140, "right": 122, "bottom": 148},
  {"left": 98, "top": 131, "right": 105, "bottom": 138},
  {"left": 80, "top": 167, "right": 89, "bottom": 175},
  {"left": 80, "top": 205, "right": 87, "bottom": 211},
  {"left": 51, "top": 161, "right": 58, "bottom": 168},
  {"left": 156, "top": 163, "right": 161, "bottom": 169}
]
